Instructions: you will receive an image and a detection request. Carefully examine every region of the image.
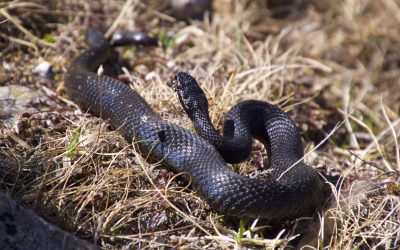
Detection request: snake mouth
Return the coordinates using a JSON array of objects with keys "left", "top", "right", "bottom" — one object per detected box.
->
[
  {"left": 172, "top": 74, "right": 184, "bottom": 92},
  {"left": 171, "top": 74, "right": 188, "bottom": 111},
  {"left": 171, "top": 75, "right": 187, "bottom": 107}
]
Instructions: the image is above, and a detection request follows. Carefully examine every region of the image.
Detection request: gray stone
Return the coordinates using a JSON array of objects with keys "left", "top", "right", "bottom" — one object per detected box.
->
[{"left": 0, "top": 192, "right": 94, "bottom": 250}]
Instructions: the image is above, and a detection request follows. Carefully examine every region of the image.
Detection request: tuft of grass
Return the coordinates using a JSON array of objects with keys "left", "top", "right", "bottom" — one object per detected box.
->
[{"left": 65, "top": 126, "right": 81, "bottom": 158}]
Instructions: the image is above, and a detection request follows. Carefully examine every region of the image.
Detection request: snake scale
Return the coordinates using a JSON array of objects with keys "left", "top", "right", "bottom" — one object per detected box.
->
[{"left": 64, "top": 31, "right": 324, "bottom": 223}]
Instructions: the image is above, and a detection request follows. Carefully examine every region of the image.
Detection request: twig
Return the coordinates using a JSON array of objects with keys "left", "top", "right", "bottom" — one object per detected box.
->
[
  {"left": 0, "top": 8, "right": 56, "bottom": 48},
  {"left": 105, "top": 0, "right": 137, "bottom": 38},
  {"left": 5, "top": 130, "right": 32, "bottom": 150},
  {"left": 336, "top": 108, "right": 393, "bottom": 172},
  {"left": 7, "top": 36, "right": 39, "bottom": 55},
  {"left": 343, "top": 79, "right": 360, "bottom": 149},
  {"left": 380, "top": 98, "right": 400, "bottom": 171}
]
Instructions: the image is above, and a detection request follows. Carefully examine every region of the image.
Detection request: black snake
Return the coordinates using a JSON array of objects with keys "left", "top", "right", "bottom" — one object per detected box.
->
[{"left": 64, "top": 30, "right": 324, "bottom": 222}]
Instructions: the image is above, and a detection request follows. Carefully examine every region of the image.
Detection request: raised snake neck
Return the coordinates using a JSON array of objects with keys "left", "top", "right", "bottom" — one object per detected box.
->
[{"left": 64, "top": 31, "right": 324, "bottom": 222}]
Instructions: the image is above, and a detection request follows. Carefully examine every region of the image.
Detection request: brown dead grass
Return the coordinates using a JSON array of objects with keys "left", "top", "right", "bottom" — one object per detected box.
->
[{"left": 1, "top": 0, "right": 400, "bottom": 249}]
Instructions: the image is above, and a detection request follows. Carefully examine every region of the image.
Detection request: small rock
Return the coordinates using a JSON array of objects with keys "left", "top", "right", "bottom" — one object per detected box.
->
[
  {"left": 2, "top": 62, "right": 12, "bottom": 71},
  {"left": 0, "top": 85, "right": 41, "bottom": 124},
  {"left": 32, "top": 61, "right": 54, "bottom": 80},
  {"left": 0, "top": 191, "right": 93, "bottom": 250}
]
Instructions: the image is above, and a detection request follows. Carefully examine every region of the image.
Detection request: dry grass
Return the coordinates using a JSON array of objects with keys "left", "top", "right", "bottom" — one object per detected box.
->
[{"left": 1, "top": 0, "right": 400, "bottom": 249}]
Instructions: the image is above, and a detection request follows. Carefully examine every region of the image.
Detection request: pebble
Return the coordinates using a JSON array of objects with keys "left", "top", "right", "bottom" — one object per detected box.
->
[
  {"left": 32, "top": 61, "right": 54, "bottom": 80},
  {"left": 0, "top": 85, "right": 41, "bottom": 124}
]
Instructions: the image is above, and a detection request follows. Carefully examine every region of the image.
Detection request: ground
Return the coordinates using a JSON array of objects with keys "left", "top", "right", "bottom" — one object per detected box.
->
[{"left": 0, "top": 0, "right": 400, "bottom": 249}]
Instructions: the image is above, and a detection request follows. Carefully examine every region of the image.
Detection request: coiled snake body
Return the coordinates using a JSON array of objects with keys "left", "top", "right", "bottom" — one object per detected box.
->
[{"left": 64, "top": 31, "right": 324, "bottom": 222}]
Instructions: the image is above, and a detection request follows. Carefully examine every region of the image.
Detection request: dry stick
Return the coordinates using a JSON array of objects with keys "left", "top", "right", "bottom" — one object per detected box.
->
[
  {"left": 219, "top": 71, "right": 236, "bottom": 106},
  {"left": 3, "top": 1, "right": 44, "bottom": 10},
  {"left": 7, "top": 35, "right": 39, "bottom": 55},
  {"left": 136, "top": 1, "right": 176, "bottom": 22},
  {"left": 103, "top": 225, "right": 195, "bottom": 239},
  {"left": 104, "top": 0, "right": 136, "bottom": 38},
  {"left": 298, "top": 56, "right": 333, "bottom": 73},
  {"left": 336, "top": 109, "right": 393, "bottom": 172},
  {"left": 368, "top": 201, "right": 400, "bottom": 239},
  {"left": 236, "top": 63, "right": 328, "bottom": 79},
  {"left": 382, "top": 0, "right": 400, "bottom": 24},
  {"left": 380, "top": 98, "right": 400, "bottom": 171},
  {"left": 284, "top": 94, "right": 318, "bottom": 113},
  {"left": 343, "top": 79, "right": 360, "bottom": 149},
  {"left": 236, "top": 66, "right": 284, "bottom": 94},
  {"left": 0, "top": 8, "right": 55, "bottom": 48},
  {"left": 5, "top": 130, "right": 32, "bottom": 150},
  {"left": 358, "top": 117, "right": 400, "bottom": 166},
  {"left": 98, "top": 65, "right": 104, "bottom": 119}
]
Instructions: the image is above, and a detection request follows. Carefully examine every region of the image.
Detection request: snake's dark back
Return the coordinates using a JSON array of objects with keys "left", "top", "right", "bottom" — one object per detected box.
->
[{"left": 64, "top": 35, "right": 324, "bottom": 222}]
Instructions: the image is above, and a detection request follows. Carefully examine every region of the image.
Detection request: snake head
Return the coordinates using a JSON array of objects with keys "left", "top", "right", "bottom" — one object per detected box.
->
[{"left": 172, "top": 72, "right": 209, "bottom": 118}]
